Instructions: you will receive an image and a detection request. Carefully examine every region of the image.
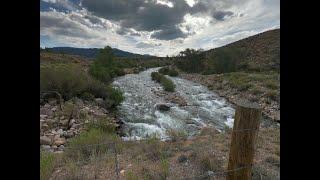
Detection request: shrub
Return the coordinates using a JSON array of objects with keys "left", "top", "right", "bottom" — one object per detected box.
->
[
  {"left": 64, "top": 128, "right": 118, "bottom": 161},
  {"left": 158, "top": 67, "right": 170, "bottom": 75},
  {"left": 151, "top": 72, "right": 162, "bottom": 82},
  {"left": 160, "top": 77, "right": 175, "bottom": 92},
  {"left": 40, "top": 63, "right": 88, "bottom": 100},
  {"left": 40, "top": 63, "right": 124, "bottom": 108},
  {"left": 40, "top": 151, "right": 56, "bottom": 180},
  {"left": 103, "top": 86, "right": 124, "bottom": 109},
  {"left": 151, "top": 72, "right": 176, "bottom": 92}
]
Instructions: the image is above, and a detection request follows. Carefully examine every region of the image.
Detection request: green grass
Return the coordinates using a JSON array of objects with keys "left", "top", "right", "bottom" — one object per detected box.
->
[
  {"left": 151, "top": 72, "right": 176, "bottom": 92},
  {"left": 223, "top": 71, "right": 279, "bottom": 93},
  {"left": 40, "top": 151, "right": 56, "bottom": 180}
]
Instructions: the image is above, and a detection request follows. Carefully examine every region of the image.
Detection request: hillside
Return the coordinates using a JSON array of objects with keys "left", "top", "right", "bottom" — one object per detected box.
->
[
  {"left": 41, "top": 47, "right": 154, "bottom": 59},
  {"left": 205, "top": 28, "right": 280, "bottom": 72},
  {"left": 175, "top": 29, "right": 280, "bottom": 122}
]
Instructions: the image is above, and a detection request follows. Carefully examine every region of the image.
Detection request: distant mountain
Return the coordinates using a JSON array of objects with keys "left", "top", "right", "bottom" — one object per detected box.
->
[{"left": 42, "top": 47, "right": 154, "bottom": 59}]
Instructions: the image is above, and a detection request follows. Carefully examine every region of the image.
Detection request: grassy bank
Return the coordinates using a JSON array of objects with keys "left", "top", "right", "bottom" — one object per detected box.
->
[{"left": 151, "top": 72, "right": 176, "bottom": 92}]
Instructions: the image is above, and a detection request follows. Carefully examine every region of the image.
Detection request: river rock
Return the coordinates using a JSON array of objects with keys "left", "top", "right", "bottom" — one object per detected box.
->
[
  {"left": 57, "top": 129, "right": 64, "bottom": 135},
  {"left": 155, "top": 104, "right": 170, "bottom": 111},
  {"left": 40, "top": 136, "right": 52, "bottom": 145},
  {"left": 69, "top": 119, "right": 76, "bottom": 127},
  {"left": 95, "top": 98, "right": 104, "bottom": 105},
  {"left": 40, "top": 114, "right": 48, "bottom": 119},
  {"left": 59, "top": 119, "right": 69, "bottom": 127},
  {"left": 64, "top": 131, "right": 74, "bottom": 138},
  {"left": 41, "top": 145, "right": 51, "bottom": 151},
  {"left": 42, "top": 123, "right": 49, "bottom": 131},
  {"left": 58, "top": 145, "right": 65, "bottom": 151},
  {"left": 48, "top": 99, "right": 57, "bottom": 106},
  {"left": 71, "top": 123, "right": 81, "bottom": 129},
  {"left": 53, "top": 138, "right": 66, "bottom": 146}
]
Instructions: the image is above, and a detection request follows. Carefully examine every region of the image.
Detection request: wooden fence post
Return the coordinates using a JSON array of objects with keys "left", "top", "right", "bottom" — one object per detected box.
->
[{"left": 227, "top": 100, "right": 261, "bottom": 180}]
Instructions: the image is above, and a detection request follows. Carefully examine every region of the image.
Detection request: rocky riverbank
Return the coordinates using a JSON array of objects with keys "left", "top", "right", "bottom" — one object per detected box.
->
[{"left": 40, "top": 98, "right": 121, "bottom": 153}]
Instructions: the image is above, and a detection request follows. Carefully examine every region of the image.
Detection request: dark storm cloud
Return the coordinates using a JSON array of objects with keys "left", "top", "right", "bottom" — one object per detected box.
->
[
  {"left": 151, "top": 26, "right": 187, "bottom": 40},
  {"left": 80, "top": 0, "right": 206, "bottom": 39},
  {"left": 212, "top": 11, "right": 234, "bottom": 21},
  {"left": 41, "top": 0, "right": 237, "bottom": 41}
]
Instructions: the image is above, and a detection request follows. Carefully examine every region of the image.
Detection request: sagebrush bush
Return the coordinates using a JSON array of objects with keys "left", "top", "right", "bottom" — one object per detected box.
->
[
  {"left": 40, "top": 63, "right": 88, "bottom": 100},
  {"left": 40, "top": 62, "right": 124, "bottom": 109}
]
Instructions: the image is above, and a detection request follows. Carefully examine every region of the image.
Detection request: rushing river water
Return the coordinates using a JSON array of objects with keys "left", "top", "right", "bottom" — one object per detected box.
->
[{"left": 112, "top": 68, "right": 235, "bottom": 140}]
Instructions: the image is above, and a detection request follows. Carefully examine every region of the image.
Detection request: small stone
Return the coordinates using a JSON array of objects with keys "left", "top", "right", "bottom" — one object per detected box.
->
[
  {"left": 59, "top": 120, "right": 69, "bottom": 126},
  {"left": 64, "top": 132, "right": 74, "bottom": 138},
  {"left": 54, "top": 151, "right": 64, "bottom": 154},
  {"left": 95, "top": 98, "right": 104, "bottom": 105},
  {"left": 42, "top": 123, "right": 49, "bottom": 131},
  {"left": 40, "top": 114, "right": 47, "bottom": 119},
  {"left": 40, "top": 136, "right": 52, "bottom": 145},
  {"left": 155, "top": 103, "right": 171, "bottom": 111},
  {"left": 69, "top": 119, "right": 76, "bottom": 127},
  {"left": 177, "top": 155, "right": 188, "bottom": 163},
  {"left": 54, "top": 138, "right": 66, "bottom": 146},
  {"left": 51, "top": 107, "right": 57, "bottom": 112},
  {"left": 41, "top": 145, "right": 51, "bottom": 151},
  {"left": 44, "top": 104, "right": 51, "bottom": 108},
  {"left": 58, "top": 145, "right": 65, "bottom": 151},
  {"left": 120, "top": 170, "right": 125, "bottom": 175},
  {"left": 48, "top": 99, "right": 57, "bottom": 106},
  {"left": 71, "top": 123, "right": 81, "bottom": 129},
  {"left": 52, "top": 145, "right": 58, "bottom": 149},
  {"left": 57, "top": 129, "right": 64, "bottom": 135},
  {"left": 53, "top": 134, "right": 60, "bottom": 141},
  {"left": 60, "top": 116, "right": 65, "bottom": 120}
]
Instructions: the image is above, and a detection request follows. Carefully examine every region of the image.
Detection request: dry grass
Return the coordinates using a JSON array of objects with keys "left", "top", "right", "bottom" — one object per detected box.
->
[{"left": 45, "top": 126, "right": 279, "bottom": 180}]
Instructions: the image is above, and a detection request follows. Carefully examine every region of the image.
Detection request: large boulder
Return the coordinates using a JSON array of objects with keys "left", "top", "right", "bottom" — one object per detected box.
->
[{"left": 155, "top": 103, "right": 171, "bottom": 111}]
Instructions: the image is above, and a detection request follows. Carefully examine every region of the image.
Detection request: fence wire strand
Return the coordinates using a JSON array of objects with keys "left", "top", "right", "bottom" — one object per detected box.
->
[{"left": 45, "top": 125, "right": 279, "bottom": 179}]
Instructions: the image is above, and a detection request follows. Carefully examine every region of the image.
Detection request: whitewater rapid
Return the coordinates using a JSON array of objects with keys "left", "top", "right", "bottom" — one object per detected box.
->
[{"left": 112, "top": 68, "right": 235, "bottom": 140}]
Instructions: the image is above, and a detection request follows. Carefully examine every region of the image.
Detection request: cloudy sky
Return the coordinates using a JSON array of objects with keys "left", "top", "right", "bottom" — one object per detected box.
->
[{"left": 40, "top": 0, "right": 280, "bottom": 56}]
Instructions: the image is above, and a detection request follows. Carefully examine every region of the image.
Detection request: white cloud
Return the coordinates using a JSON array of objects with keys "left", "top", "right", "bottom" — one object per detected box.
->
[{"left": 156, "top": 0, "right": 174, "bottom": 8}]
